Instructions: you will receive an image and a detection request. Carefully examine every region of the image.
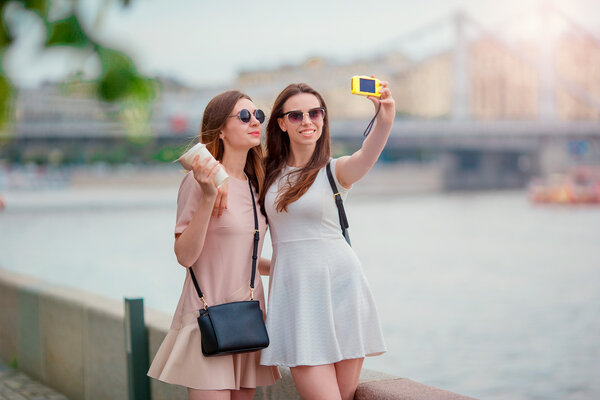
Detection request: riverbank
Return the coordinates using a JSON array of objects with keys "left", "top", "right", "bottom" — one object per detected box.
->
[{"left": 0, "top": 162, "right": 444, "bottom": 196}]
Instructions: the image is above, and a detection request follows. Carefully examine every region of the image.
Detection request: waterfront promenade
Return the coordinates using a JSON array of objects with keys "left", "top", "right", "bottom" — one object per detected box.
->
[{"left": 0, "top": 361, "right": 68, "bottom": 400}]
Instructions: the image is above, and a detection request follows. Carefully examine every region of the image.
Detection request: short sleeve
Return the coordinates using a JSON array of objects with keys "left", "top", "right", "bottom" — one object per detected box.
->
[
  {"left": 330, "top": 157, "right": 352, "bottom": 195},
  {"left": 174, "top": 172, "right": 204, "bottom": 237}
]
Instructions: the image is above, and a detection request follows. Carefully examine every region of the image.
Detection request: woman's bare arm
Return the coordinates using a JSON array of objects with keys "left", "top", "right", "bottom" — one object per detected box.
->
[
  {"left": 258, "top": 257, "right": 271, "bottom": 276},
  {"left": 174, "top": 156, "right": 221, "bottom": 267},
  {"left": 335, "top": 82, "right": 395, "bottom": 188}
]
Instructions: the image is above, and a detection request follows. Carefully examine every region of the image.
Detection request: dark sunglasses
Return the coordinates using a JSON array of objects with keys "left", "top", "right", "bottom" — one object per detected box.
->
[
  {"left": 229, "top": 109, "right": 265, "bottom": 124},
  {"left": 280, "top": 107, "right": 326, "bottom": 124}
]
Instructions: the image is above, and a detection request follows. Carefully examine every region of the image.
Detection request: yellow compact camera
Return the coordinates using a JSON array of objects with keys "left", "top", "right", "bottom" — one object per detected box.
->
[{"left": 351, "top": 75, "right": 382, "bottom": 97}]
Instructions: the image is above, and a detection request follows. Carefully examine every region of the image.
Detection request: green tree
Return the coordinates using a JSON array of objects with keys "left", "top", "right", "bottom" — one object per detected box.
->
[{"left": 0, "top": 0, "right": 156, "bottom": 137}]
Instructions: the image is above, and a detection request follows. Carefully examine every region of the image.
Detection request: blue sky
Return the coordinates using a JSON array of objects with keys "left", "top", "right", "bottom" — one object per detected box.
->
[{"left": 4, "top": 0, "right": 599, "bottom": 88}]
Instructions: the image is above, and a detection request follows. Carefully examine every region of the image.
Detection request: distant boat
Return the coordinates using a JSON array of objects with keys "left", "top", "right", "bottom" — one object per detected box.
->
[{"left": 528, "top": 166, "right": 600, "bottom": 205}]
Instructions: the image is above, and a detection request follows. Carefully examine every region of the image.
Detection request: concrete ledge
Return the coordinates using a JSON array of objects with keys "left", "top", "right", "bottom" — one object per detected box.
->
[
  {"left": 0, "top": 268, "right": 128, "bottom": 400},
  {"left": 0, "top": 268, "right": 477, "bottom": 399},
  {"left": 356, "top": 378, "right": 477, "bottom": 400}
]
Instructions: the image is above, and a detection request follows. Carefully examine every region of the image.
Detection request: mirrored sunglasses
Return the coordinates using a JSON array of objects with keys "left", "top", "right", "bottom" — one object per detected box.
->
[{"left": 229, "top": 109, "right": 265, "bottom": 124}]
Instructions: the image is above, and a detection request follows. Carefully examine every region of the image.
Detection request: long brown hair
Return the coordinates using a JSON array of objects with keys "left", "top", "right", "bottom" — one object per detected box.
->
[
  {"left": 200, "top": 90, "right": 265, "bottom": 196},
  {"left": 259, "top": 83, "right": 331, "bottom": 212}
]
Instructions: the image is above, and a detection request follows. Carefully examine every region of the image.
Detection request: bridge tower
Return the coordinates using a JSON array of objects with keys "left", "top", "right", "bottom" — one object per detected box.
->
[
  {"left": 538, "top": 1, "right": 557, "bottom": 121},
  {"left": 452, "top": 11, "right": 469, "bottom": 121}
]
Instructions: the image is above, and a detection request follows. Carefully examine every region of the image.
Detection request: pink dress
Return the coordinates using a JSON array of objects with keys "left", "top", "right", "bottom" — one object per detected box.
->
[{"left": 147, "top": 171, "right": 280, "bottom": 390}]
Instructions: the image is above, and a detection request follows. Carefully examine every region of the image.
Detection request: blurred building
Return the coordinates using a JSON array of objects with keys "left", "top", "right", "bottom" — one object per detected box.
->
[
  {"left": 13, "top": 77, "right": 220, "bottom": 139},
  {"left": 3, "top": 6, "right": 599, "bottom": 192},
  {"left": 235, "top": 13, "right": 600, "bottom": 122},
  {"left": 235, "top": 53, "right": 410, "bottom": 120},
  {"left": 12, "top": 8, "right": 600, "bottom": 131},
  {"left": 555, "top": 32, "right": 600, "bottom": 120}
]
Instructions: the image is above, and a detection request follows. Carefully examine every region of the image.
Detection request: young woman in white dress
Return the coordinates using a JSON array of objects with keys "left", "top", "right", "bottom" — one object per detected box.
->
[{"left": 258, "top": 82, "right": 395, "bottom": 400}]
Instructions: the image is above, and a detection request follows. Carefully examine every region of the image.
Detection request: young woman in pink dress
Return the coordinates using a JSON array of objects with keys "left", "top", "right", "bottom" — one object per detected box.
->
[{"left": 148, "top": 90, "right": 280, "bottom": 400}]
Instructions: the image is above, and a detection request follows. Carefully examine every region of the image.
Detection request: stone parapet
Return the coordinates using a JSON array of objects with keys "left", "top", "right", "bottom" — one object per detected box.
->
[{"left": 0, "top": 268, "right": 476, "bottom": 399}]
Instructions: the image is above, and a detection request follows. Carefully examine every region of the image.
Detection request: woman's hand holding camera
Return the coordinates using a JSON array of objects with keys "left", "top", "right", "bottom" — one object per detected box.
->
[
  {"left": 336, "top": 80, "right": 396, "bottom": 188},
  {"left": 367, "top": 81, "right": 395, "bottom": 127}
]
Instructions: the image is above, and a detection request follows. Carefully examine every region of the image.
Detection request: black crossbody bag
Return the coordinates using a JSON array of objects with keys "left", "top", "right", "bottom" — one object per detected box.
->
[
  {"left": 188, "top": 178, "right": 269, "bottom": 356},
  {"left": 326, "top": 161, "right": 351, "bottom": 246}
]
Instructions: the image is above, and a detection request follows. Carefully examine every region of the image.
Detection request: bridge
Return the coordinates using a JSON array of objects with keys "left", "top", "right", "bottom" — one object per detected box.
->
[
  {"left": 6, "top": 118, "right": 598, "bottom": 190},
  {"left": 2, "top": 3, "right": 600, "bottom": 190}
]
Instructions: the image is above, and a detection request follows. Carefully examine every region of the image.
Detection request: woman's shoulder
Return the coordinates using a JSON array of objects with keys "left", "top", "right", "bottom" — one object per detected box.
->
[
  {"left": 179, "top": 170, "right": 198, "bottom": 189},
  {"left": 321, "top": 157, "right": 338, "bottom": 177},
  {"left": 328, "top": 156, "right": 344, "bottom": 168},
  {"left": 177, "top": 171, "right": 202, "bottom": 201},
  {"left": 326, "top": 157, "right": 352, "bottom": 192}
]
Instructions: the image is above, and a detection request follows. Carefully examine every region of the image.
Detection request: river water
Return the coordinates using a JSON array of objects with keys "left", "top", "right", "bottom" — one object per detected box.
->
[{"left": 0, "top": 184, "right": 599, "bottom": 400}]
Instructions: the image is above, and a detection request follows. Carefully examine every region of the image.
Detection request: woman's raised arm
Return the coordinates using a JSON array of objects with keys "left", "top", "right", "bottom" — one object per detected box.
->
[
  {"left": 335, "top": 82, "right": 395, "bottom": 188},
  {"left": 174, "top": 156, "right": 221, "bottom": 267}
]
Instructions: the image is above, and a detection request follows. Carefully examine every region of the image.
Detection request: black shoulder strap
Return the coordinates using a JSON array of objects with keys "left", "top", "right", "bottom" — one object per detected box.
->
[
  {"left": 248, "top": 178, "right": 260, "bottom": 293},
  {"left": 188, "top": 177, "right": 260, "bottom": 306},
  {"left": 326, "top": 161, "right": 351, "bottom": 246}
]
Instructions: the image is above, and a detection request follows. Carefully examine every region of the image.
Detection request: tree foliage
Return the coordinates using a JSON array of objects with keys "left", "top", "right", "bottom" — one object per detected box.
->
[{"left": 0, "top": 0, "right": 156, "bottom": 137}]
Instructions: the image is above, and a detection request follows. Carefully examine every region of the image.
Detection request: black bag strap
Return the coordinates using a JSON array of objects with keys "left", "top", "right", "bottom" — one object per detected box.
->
[
  {"left": 326, "top": 161, "right": 351, "bottom": 246},
  {"left": 249, "top": 178, "right": 260, "bottom": 293},
  {"left": 188, "top": 177, "right": 260, "bottom": 309}
]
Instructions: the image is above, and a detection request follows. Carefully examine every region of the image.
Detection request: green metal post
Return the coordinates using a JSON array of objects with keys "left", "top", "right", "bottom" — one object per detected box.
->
[{"left": 124, "top": 298, "right": 151, "bottom": 400}]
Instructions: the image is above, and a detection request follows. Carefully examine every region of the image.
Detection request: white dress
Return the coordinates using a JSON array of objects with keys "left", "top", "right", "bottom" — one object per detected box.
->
[{"left": 260, "top": 158, "right": 386, "bottom": 367}]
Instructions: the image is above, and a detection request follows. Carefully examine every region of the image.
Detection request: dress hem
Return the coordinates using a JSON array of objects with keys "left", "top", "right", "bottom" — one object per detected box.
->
[
  {"left": 260, "top": 350, "right": 386, "bottom": 368},
  {"left": 148, "top": 374, "right": 279, "bottom": 391}
]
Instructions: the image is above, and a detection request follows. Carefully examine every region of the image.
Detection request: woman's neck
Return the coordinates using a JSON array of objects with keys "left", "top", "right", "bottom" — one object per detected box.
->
[
  {"left": 288, "top": 142, "right": 316, "bottom": 168},
  {"left": 221, "top": 148, "right": 248, "bottom": 180}
]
